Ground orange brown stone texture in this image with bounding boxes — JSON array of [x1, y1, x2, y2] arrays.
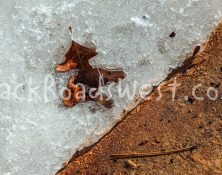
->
[[57, 23, 222, 175]]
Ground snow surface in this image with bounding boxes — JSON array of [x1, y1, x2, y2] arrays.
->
[[0, 0, 222, 174]]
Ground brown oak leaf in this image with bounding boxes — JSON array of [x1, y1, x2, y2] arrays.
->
[[56, 40, 125, 108]]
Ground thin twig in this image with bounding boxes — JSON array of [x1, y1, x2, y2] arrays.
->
[[110, 145, 198, 160]]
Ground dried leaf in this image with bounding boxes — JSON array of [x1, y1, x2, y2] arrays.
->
[[56, 40, 125, 108]]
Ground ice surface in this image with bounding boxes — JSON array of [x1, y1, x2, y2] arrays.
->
[[0, 0, 222, 174]]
